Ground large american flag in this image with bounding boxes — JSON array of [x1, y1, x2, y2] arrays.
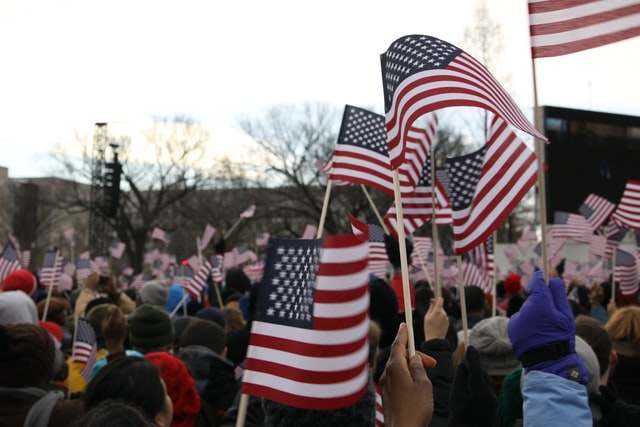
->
[[73, 318, 97, 381], [578, 193, 616, 231], [327, 105, 437, 197], [384, 160, 452, 236], [528, 0, 640, 58], [380, 35, 545, 170], [241, 234, 370, 410], [0, 242, 21, 282], [349, 214, 390, 279], [446, 116, 538, 254], [40, 250, 64, 287], [612, 179, 640, 230]]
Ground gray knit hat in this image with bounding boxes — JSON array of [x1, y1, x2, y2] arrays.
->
[[138, 280, 169, 307], [467, 316, 521, 376], [575, 335, 600, 395]]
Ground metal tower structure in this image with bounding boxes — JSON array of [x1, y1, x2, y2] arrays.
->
[[88, 123, 107, 256]]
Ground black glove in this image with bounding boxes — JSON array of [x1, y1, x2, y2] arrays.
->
[[448, 346, 498, 427], [214, 238, 226, 255], [590, 385, 618, 425], [384, 234, 413, 268]]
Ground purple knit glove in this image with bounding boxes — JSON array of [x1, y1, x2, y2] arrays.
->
[[507, 271, 587, 385]]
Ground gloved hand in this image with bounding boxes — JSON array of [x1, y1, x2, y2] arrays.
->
[[384, 234, 413, 268], [448, 346, 497, 427], [507, 271, 587, 385]]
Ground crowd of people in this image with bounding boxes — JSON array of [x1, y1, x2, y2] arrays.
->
[[1, 237, 640, 426]]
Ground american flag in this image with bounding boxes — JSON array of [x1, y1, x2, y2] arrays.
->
[[612, 179, 640, 230], [528, 0, 640, 58], [236, 244, 257, 265], [520, 223, 538, 241], [256, 232, 271, 247], [63, 227, 76, 248], [240, 204, 256, 219], [92, 256, 109, 274], [349, 214, 390, 279], [75, 251, 92, 283], [129, 273, 147, 289], [186, 260, 212, 298], [578, 193, 616, 231], [384, 159, 452, 236], [244, 260, 266, 284], [611, 248, 639, 295], [588, 234, 607, 257], [208, 253, 225, 283], [503, 245, 519, 266], [411, 236, 432, 269], [241, 234, 370, 410], [381, 35, 545, 170], [315, 158, 350, 187], [73, 318, 97, 382], [21, 250, 31, 269], [301, 224, 318, 240], [606, 221, 629, 258], [40, 250, 63, 287], [109, 241, 126, 259], [199, 224, 217, 250], [462, 263, 492, 293], [551, 211, 593, 242], [151, 227, 171, 245], [0, 242, 21, 282], [173, 264, 195, 287], [517, 239, 529, 256], [327, 105, 437, 197], [374, 382, 384, 427], [446, 116, 538, 254], [469, 236, 495, 279]]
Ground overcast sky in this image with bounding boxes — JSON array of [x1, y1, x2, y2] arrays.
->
[[1, 0, 639, 178]]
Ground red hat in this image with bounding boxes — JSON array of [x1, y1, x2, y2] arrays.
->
[[39, 320, 63, 350], [504, 273, 522, 295], [2, 269, 37, 296]]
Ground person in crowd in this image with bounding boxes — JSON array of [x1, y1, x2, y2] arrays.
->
[[74, 273, 135, 318], [222, 306, 246, 334], [454, 285, 488, 334], [604, 305, 640, 405], [1, 268, 38, 297], [166, 283, 191, 316], [128, 304, 174, 354], [497, 273, 522, 316], [136, 280, 169, 308], [589, 284, 608, 324], [0, 289, 39, 324], [74, 399, 155, 427], [507, 271, 592, 426], [195, 306, 227, 330], [82, 356, 173, 427], [0, 322, 84, 426]]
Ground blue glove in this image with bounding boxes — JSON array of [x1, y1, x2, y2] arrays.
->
[[507, 271, 587, 385]]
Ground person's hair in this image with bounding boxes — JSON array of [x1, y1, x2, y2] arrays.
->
[[589, 284, 605, 307], [222, 307, 246, 334], [83, 357, 166, 421], [575, 314, 612, 376], [75, 399, 154, 427], [605, 306, 640, 355], [463, 285, 486, 313], [506, 295, 525, 318], [179, 318, 226, 354]]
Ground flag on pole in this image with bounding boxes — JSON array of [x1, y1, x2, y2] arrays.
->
[[469, 236, 495, 278], [612, 179, 640, 230], [109, 241, 126, 259], [551, 211, 593, 242], [315, 158, 350, 187], [381, 34, 545, 170], [63, 227, 76, 248], [240, 205, 256, 218], [349, 214, 390, 279], [241, 233, 370, 410], [40, 250, 63, 287], [73, 318, 98, 382], [75, 251, 92, 283], [301, 224, 318, 240], [578, 193, 616, 231], [256, 232, 271, 247], [244, 261, 266, 284], [185, 260, 212, 298], [520, 223, 538, 242], [151, 227, 171, 245], [446, 116, 538, 254], [174, 265, 195, 288], [199, 224, 216, 250], [0, 242, 20, 282], [611, 248, 639, 295], [21, 250, 31, 269], [528, 0, 640, 59]]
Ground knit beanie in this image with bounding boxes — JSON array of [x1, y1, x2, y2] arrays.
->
[[145, 352, 201, 427], [0, 290, 39, 324], [194, 307, 227, 329], [504, 274, 522, 295], [0, 323, 55, 387], [467, 316, 521, 376], [575, 335, 600, 395], [39, 320, 63, 350], [138, 280, 169, 307], [129, 304, 174, 351], [1, 269, 37, 296]]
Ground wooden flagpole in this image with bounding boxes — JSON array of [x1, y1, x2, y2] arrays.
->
[[392, 169, 415, 357], [235, 393, 250, 427], [316, 180, 333, 238], [360, 185, 390, 235], [456, 255, 470, 347], [531, 59, 550, 281], [492, 230, 498, 317], [224, 218, 244, 240], [429, 144, 442, 298]]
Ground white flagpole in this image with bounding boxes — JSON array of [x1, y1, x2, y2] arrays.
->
[[429, 144, 442, 298], [316, 180, 333, 238], [360, 185, 390, 235], [456, 255, 470, 347]]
